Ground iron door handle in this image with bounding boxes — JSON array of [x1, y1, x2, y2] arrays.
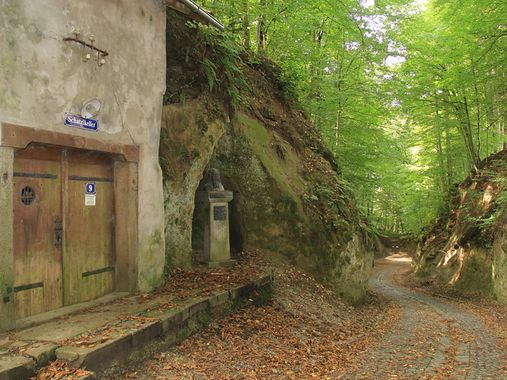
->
[[54, 217, 63, 248]]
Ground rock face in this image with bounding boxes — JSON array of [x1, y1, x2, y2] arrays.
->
[[160, 11, 374, 303], [416, 150, 507, 303]]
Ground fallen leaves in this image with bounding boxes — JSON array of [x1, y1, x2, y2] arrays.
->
[[32, 360, 92, 380], [156, 251, 267, 300], [107, 258, 400, 379]]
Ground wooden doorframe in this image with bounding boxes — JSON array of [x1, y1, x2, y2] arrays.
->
[[0, 123, 139, 328], [0, 123, 139, 162]]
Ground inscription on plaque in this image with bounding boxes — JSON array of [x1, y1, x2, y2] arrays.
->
[[213, 205, 227, 221]]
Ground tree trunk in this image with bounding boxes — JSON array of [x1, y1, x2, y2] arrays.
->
[[257, 0, 267, 54], [472, 68, 482, 160], [445, 122, 453, 188], [434, 102, 446, 192], [462, 96, 480, 166], [454, 95, 479, 168], [335, 111, 341, 154], [499, 105, 506, 151], [242, 0, 250, 50]]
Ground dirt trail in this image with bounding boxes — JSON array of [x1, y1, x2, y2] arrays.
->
[[347, 253, 507, 379]]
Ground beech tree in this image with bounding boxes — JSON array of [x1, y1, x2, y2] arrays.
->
[[197, 0, 506, 234]]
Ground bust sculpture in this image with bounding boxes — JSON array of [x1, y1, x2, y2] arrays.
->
[[203, 168, 224, 191]]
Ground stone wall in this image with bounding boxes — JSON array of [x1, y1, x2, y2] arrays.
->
[[0, 0, 167, 291]]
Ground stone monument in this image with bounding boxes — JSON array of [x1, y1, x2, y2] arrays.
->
[[202, 169, 235, 267]]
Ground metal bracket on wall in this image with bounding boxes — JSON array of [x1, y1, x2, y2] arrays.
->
[[82, 266, 115, 278], [63, 30, 109, 66], [13, 282, 44, 293], [3, 287, 12, 303]]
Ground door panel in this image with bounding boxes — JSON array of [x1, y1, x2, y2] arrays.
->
[[64, 151, 115, 305], [13, 147, 63, 319]]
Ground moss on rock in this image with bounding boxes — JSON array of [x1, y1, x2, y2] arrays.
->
[[159, 10, 374, 303]]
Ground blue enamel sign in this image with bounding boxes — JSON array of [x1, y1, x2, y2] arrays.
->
[[64, 113, 99, 131], [85, 182, 96, 195]]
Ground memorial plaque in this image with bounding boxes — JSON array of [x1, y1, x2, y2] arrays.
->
[[213, 205, 227, 221]]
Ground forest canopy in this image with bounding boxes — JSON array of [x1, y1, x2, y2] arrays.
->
[[197, 0, 507, 235]]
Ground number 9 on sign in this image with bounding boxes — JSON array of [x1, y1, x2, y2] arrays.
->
[[85, 182, 96, 195]]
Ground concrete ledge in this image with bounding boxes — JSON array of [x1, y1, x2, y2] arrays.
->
[[208, 290, 230, 309], [76, 335, 133, 374], [25, 343, 58, 366], [188, 299, 209, 318], [0, 356, 35, 380], [15, 292, 129, 330], [3, 273, 273, 379]]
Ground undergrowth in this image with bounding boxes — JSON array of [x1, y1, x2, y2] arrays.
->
[[196, 23, 250, 107]]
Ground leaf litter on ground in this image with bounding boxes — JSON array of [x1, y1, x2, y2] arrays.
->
[[107, 250, 402, 379]]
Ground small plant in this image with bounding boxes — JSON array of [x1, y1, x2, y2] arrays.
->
[[475, 190, 507, 230], [189, 22, 251, 107], [202, 58, 218, 92]]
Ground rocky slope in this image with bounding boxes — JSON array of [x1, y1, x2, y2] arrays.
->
[[159, 11, 374, 303], [416, 150, 507, 303]]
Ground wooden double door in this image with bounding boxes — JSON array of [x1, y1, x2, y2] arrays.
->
[[13, 144, 115, 319]]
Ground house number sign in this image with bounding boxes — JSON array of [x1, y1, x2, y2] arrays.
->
[[85, 182, 96, 206]]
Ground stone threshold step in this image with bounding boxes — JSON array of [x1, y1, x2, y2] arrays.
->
[[0, 273, 273, 380]]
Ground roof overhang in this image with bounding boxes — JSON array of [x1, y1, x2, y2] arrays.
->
[[166, 0, 225, 31]]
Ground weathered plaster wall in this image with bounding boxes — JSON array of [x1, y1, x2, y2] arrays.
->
[[0, 147, 14, 331], [0, 0, 167, 291]]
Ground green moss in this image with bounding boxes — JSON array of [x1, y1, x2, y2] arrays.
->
[[4, 0, 19, 15], [197, 116, 209, 134], [236, 112, 300, 206]]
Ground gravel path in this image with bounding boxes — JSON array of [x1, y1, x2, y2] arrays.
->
[[346, 254, 507, 379]]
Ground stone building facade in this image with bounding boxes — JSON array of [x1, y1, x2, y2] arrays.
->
[[0, 0, 173, 331]]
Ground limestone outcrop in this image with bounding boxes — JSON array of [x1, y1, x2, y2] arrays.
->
[[416, 150, 507, 303], [159, 11, 374, 303]]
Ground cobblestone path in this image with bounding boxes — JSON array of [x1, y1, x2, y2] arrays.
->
[[346, 254, 507, 379]]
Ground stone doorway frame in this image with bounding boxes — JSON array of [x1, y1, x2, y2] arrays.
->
[[0, 122, 139, 331]]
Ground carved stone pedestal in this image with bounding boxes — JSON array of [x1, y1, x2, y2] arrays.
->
[[203, 190, 235, 267]]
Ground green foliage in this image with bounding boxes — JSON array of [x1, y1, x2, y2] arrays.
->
[[202, 58, 218, 92], [475, 191, 507, 230], [167, 18, 251, 108], [187, 0, 506, 235], [197, 23, 252, 106], [311, 184, 354, 231]]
